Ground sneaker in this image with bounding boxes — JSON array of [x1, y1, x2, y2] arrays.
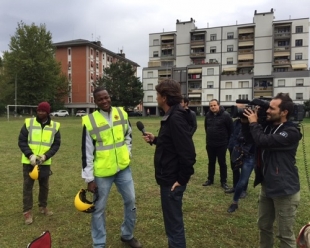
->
[[221, 183, 229, 190], [240, 191, 247, 199], [202, 180, 213, 186], [23, 211, 33, 225], [120, 237, 142, 248], [39, 207, 53, 216], [227, 203, 238, 213], [224, 188, 235, 194]]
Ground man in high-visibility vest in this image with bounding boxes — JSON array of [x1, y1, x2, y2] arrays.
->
[[81, 87, 142, 248], [18, 101, 61, 225]]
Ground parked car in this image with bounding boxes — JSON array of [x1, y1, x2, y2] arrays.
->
[[50, 110, 69, 117], [76, 110, 86, 117], [127, 111, 142, 117]]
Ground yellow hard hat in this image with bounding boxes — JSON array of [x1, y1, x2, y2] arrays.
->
[[74, 189, 98, 213], [29, 165, 39, 180]]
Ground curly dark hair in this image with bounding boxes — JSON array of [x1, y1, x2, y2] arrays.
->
[[155, 79, 182, 106]]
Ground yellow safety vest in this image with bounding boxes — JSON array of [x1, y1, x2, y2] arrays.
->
[[82, 107, 130, 177], [21, 118, 60, 165]]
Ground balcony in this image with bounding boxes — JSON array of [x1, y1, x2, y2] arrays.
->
[[161, 43, 174, 49], [274, 32, 290, 39], [188, 89, 202, 93], [238, 35, 254, 41], [238, 49, 254, 54], [190, 39, 205, 46], [273, 59, 290, 65], [161, 53, 175, 60], [238, 61, 254, 67], [189, 100, 202, 105], [190, 52, 205, 58], [274, 46, 290, 51]]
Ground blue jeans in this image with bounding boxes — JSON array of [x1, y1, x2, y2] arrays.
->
[[233, 155, 254, 203], [91, 167, 136, 248], [160, 185, 187, 248]]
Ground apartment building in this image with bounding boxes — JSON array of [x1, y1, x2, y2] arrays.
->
[[142, 9, 310, 116], [53, 39, 139, 114]]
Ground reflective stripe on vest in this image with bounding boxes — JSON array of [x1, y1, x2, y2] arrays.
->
[[21, 118, 59, 165], [83, 107, 130, 177]]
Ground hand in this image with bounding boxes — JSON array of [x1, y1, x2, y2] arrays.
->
[[87, 181, 98, 193], [243, 108, 258, 123], [143, 132, 154, 143], [38, 155, 46, 163], [29, 155, 37, 166], [171, 181, 181, 191]]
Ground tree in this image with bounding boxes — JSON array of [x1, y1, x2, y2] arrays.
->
[[1, 21, 68, 109], [94, 61, 143, 110]]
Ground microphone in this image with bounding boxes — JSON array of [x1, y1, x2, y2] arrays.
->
[[136, 121, 146, 136], [136, 121, 152, 145]]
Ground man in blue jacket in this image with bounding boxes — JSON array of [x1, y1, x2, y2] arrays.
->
[[243, 93, 302, 248]]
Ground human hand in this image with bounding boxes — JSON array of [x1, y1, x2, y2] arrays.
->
[[38, 155, 46, 163], [243, 108, 258, 123], [171, 181, 181, 191], [87, 181, 98, 193], [29, 155, 37, 166], [142, 132, 154, 144]]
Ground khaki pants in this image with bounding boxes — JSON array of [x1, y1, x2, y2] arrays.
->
[[258, 186, 300, 248]]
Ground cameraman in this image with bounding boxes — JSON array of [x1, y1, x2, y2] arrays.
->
[[243, 93, 302, 248]]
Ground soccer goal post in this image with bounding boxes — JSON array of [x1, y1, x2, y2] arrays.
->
[[6, 105, 38, 121]]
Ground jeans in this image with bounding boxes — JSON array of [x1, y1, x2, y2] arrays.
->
[[233, 155, 254, 202], [258, 186, 300, 248], [206, 145, 227, 183], [91, 167, 136, 248], [23, 164, 50, 212], [160, 185, 187, 248]]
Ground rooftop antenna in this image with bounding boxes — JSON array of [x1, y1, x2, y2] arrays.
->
[[91, 33, 93, 40], [236, 20, 238, 25]]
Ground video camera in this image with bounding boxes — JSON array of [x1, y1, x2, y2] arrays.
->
[[230, 97, 305, 125]]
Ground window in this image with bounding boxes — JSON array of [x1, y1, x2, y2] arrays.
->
[[274, 67, 288, 72], [210, 46, 216, 53], [227, 32, 234, 39], [147, 96, 153, 102], [68, 73, 71, 80], [91, 61, 94, 67], [227, 45, 233, 52], [68, 61, 71, 69], [207, 68, 214, 75], [153, 39, 159, 46], [278, 79, 285, 86], [296, 79, 304, 86], [225, 95, 232, 101], [68, 48, 71, 55], [91, 73, 93, 80], [147, 71, 153, 78], [295, 39, 303, 46], [210, 34, 217, 41], [238, 94, 248, 100], [296, 26, 303, 33], [295, 53, 302, 60], [278, 41, 290, 46], [91, 96, 94, 103], [102, 54, 105, 59], [227, 58, 233, 65], [68, 97, 72, 103], [238, 81, 249, 88], [209, 59, 217, 63], [153, 51, 159, 57], [207, 81, 214, 88], [162, 61, 174, 67], [296, 93, 303, 100], [90, 49, 93, 55], [102, 65, 105, 71], [96, 51, 99, 57], [147, 84, 153, 90], [207, 94, 214, 101], [225, 82, 232, 88], [96, 63, 99, 69]]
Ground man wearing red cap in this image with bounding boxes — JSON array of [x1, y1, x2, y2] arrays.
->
[[18, 101, 61, 225]]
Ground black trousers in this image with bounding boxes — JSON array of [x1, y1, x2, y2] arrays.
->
[[229, 149, 249, 191], [206, 145, 228, 184]]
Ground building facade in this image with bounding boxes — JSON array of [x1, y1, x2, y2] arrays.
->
[[53, 39, 139, 114], [142, 9, 310, 116]]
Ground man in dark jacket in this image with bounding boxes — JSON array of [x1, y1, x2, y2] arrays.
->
[[243, 93, 302, 248], [143, 79, 196, 248], [181, 97, 197, 136], [203, 99, 233, 189]]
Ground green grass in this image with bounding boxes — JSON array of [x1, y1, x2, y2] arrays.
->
[[0, 116, 309, 248]]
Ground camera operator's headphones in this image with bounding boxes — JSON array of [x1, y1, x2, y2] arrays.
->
[[74, 189, 99, 213]]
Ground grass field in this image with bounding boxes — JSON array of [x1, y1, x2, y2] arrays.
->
[[0, 116, 309, 248]]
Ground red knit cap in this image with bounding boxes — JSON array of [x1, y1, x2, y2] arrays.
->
[[37, 102, 51, 114]]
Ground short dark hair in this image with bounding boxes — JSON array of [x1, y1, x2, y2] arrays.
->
[[273, 93, 294, 119], [209, 99, 219, 105], [155, 79, 182, 106], [183, 97, 189, 104], [93, 86, 106, 99]]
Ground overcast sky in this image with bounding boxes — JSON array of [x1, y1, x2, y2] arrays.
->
[[1, 0, 309, 78]]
